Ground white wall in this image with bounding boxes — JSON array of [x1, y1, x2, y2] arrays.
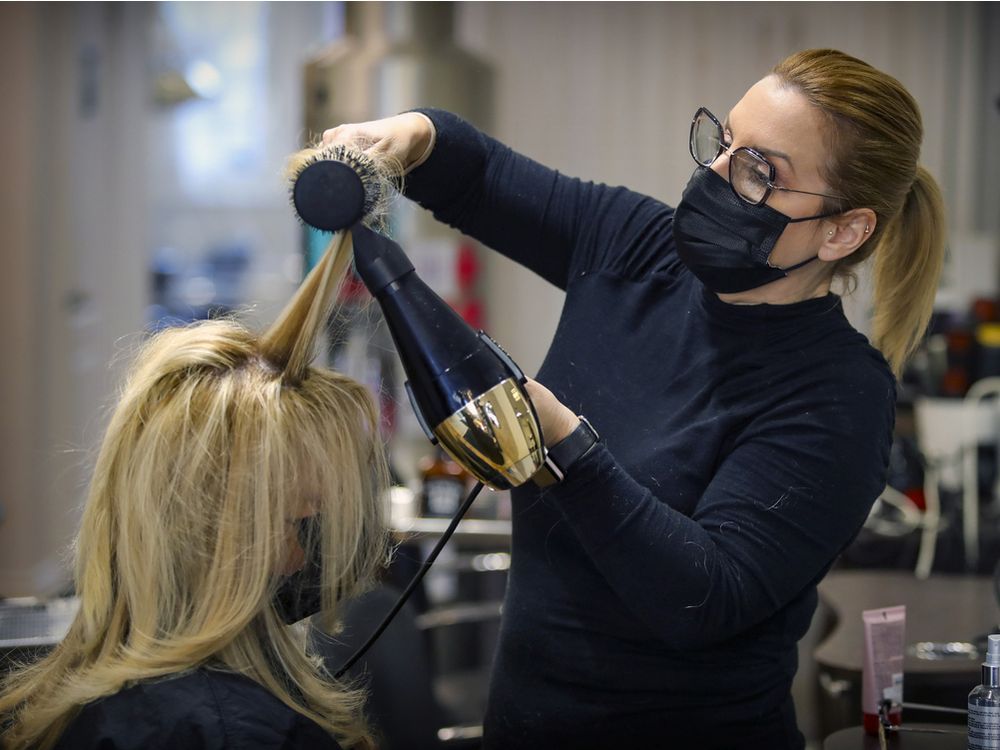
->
[[0, 4, 149, 596], [0, 4, 48, 594], [0, 2, 333, 597]]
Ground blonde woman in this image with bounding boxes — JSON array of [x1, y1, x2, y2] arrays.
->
[[0, 227, 390, 749], [322, 49, 945, 748]]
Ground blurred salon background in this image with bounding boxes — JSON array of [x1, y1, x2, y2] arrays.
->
[[1, 3, 998, 747]]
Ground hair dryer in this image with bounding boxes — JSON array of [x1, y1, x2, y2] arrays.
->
[[292, 149, 560, 489]]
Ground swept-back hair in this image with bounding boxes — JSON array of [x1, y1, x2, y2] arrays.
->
[[772, 49, 946, 376], [1, 223, 390, 747]]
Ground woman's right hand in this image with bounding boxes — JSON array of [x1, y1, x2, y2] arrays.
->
[[322, 112, 435, 174]]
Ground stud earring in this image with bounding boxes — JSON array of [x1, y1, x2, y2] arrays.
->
[[864, 224, 870, 234], [827, 230, 834, 237]]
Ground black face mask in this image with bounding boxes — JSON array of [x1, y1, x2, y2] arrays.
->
[[673, 167, 839, 294], [274, 517, 323, 624]]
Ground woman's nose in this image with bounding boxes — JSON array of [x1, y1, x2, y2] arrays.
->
[[711, 148, 730, 181], [282, 536, 307, 576]]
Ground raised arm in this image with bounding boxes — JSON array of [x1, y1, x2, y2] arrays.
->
[[324, 109, 672, 290]]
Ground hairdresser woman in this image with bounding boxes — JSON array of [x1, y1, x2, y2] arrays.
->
[[325, 49, 945, 749]]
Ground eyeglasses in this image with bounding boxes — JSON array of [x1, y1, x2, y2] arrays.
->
[[689, 107, 846, 207]]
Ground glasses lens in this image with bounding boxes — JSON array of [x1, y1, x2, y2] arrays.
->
[[690, 110, 722, 166], [730, 149, 772, 205]]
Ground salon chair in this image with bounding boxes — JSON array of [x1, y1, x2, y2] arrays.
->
[[854, 382, 1000, 576], [912, 380, 1000, 577]]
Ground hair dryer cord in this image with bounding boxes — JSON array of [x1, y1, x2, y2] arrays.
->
[[333, 481, 486, 679]]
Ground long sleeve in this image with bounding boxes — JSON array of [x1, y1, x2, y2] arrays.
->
[[403, 108, 677, 289], [403, 110, 895, 652], [547, 358, 894, 650]]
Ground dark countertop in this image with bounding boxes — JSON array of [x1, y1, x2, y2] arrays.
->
[[816, 570, 998, 676]]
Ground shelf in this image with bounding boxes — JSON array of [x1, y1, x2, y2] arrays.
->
[[391, 516, 512, 548]]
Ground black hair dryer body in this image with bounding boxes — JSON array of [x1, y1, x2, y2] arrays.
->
[[352, 225, 554, 490]]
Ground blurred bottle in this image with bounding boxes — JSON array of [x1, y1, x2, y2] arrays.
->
[[972, 297, 1000, 325], [975, 323, 1000, 381], [942, 328, 975, 397], [419, 448, 472, 518], [941, 366, 970, 398]]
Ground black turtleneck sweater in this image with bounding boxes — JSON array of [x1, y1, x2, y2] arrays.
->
[[405, 109, 895, 749]]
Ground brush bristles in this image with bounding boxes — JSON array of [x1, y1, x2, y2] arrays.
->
[[285, 142, 402, 233]]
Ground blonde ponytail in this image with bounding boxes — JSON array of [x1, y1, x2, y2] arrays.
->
[[871, 167, 946, 376]]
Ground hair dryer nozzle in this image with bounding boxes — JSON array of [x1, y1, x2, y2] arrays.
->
[[351, 225, 415, 296]]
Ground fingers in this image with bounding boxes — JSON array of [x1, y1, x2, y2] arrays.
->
[[321, 122, 376, 148], [320, 113, 433, 174], [322, 119, 392, 145], [523, 377, 544, 398], [523, 379, 581, 446], [320, 125, 342, 145]]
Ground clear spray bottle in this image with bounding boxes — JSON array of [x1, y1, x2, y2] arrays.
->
[[969, 633, 1000, 749]]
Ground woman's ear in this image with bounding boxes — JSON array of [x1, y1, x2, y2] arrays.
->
[[819, 208, 877, 262]]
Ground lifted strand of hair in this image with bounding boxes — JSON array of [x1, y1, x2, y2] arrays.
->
[[267, 137, 404, 382], [259, 229, 353, 382]]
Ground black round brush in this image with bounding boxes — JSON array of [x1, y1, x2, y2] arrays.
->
[[289, 144, 384, 232]]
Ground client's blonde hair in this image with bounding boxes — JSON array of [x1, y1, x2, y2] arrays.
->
[[0, 226, 389, 748]]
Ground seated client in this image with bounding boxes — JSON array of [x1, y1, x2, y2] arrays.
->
[[0, 224, 391, 749]]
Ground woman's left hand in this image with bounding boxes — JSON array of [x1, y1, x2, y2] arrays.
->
[[523, 378, 580, 446]]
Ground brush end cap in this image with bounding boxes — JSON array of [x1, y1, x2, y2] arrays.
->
[[292, 160, 365, 232]]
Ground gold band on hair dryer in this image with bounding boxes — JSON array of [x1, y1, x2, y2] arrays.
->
[[351, 224, 556, 490], [434, 378, 546, 488]]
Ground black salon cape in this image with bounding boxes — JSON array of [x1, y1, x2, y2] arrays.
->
[[54, 668, 342, 750], [405, 110, 896, 750]]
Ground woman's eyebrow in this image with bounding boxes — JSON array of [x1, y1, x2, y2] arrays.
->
[[724, 112, 796, 175]]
